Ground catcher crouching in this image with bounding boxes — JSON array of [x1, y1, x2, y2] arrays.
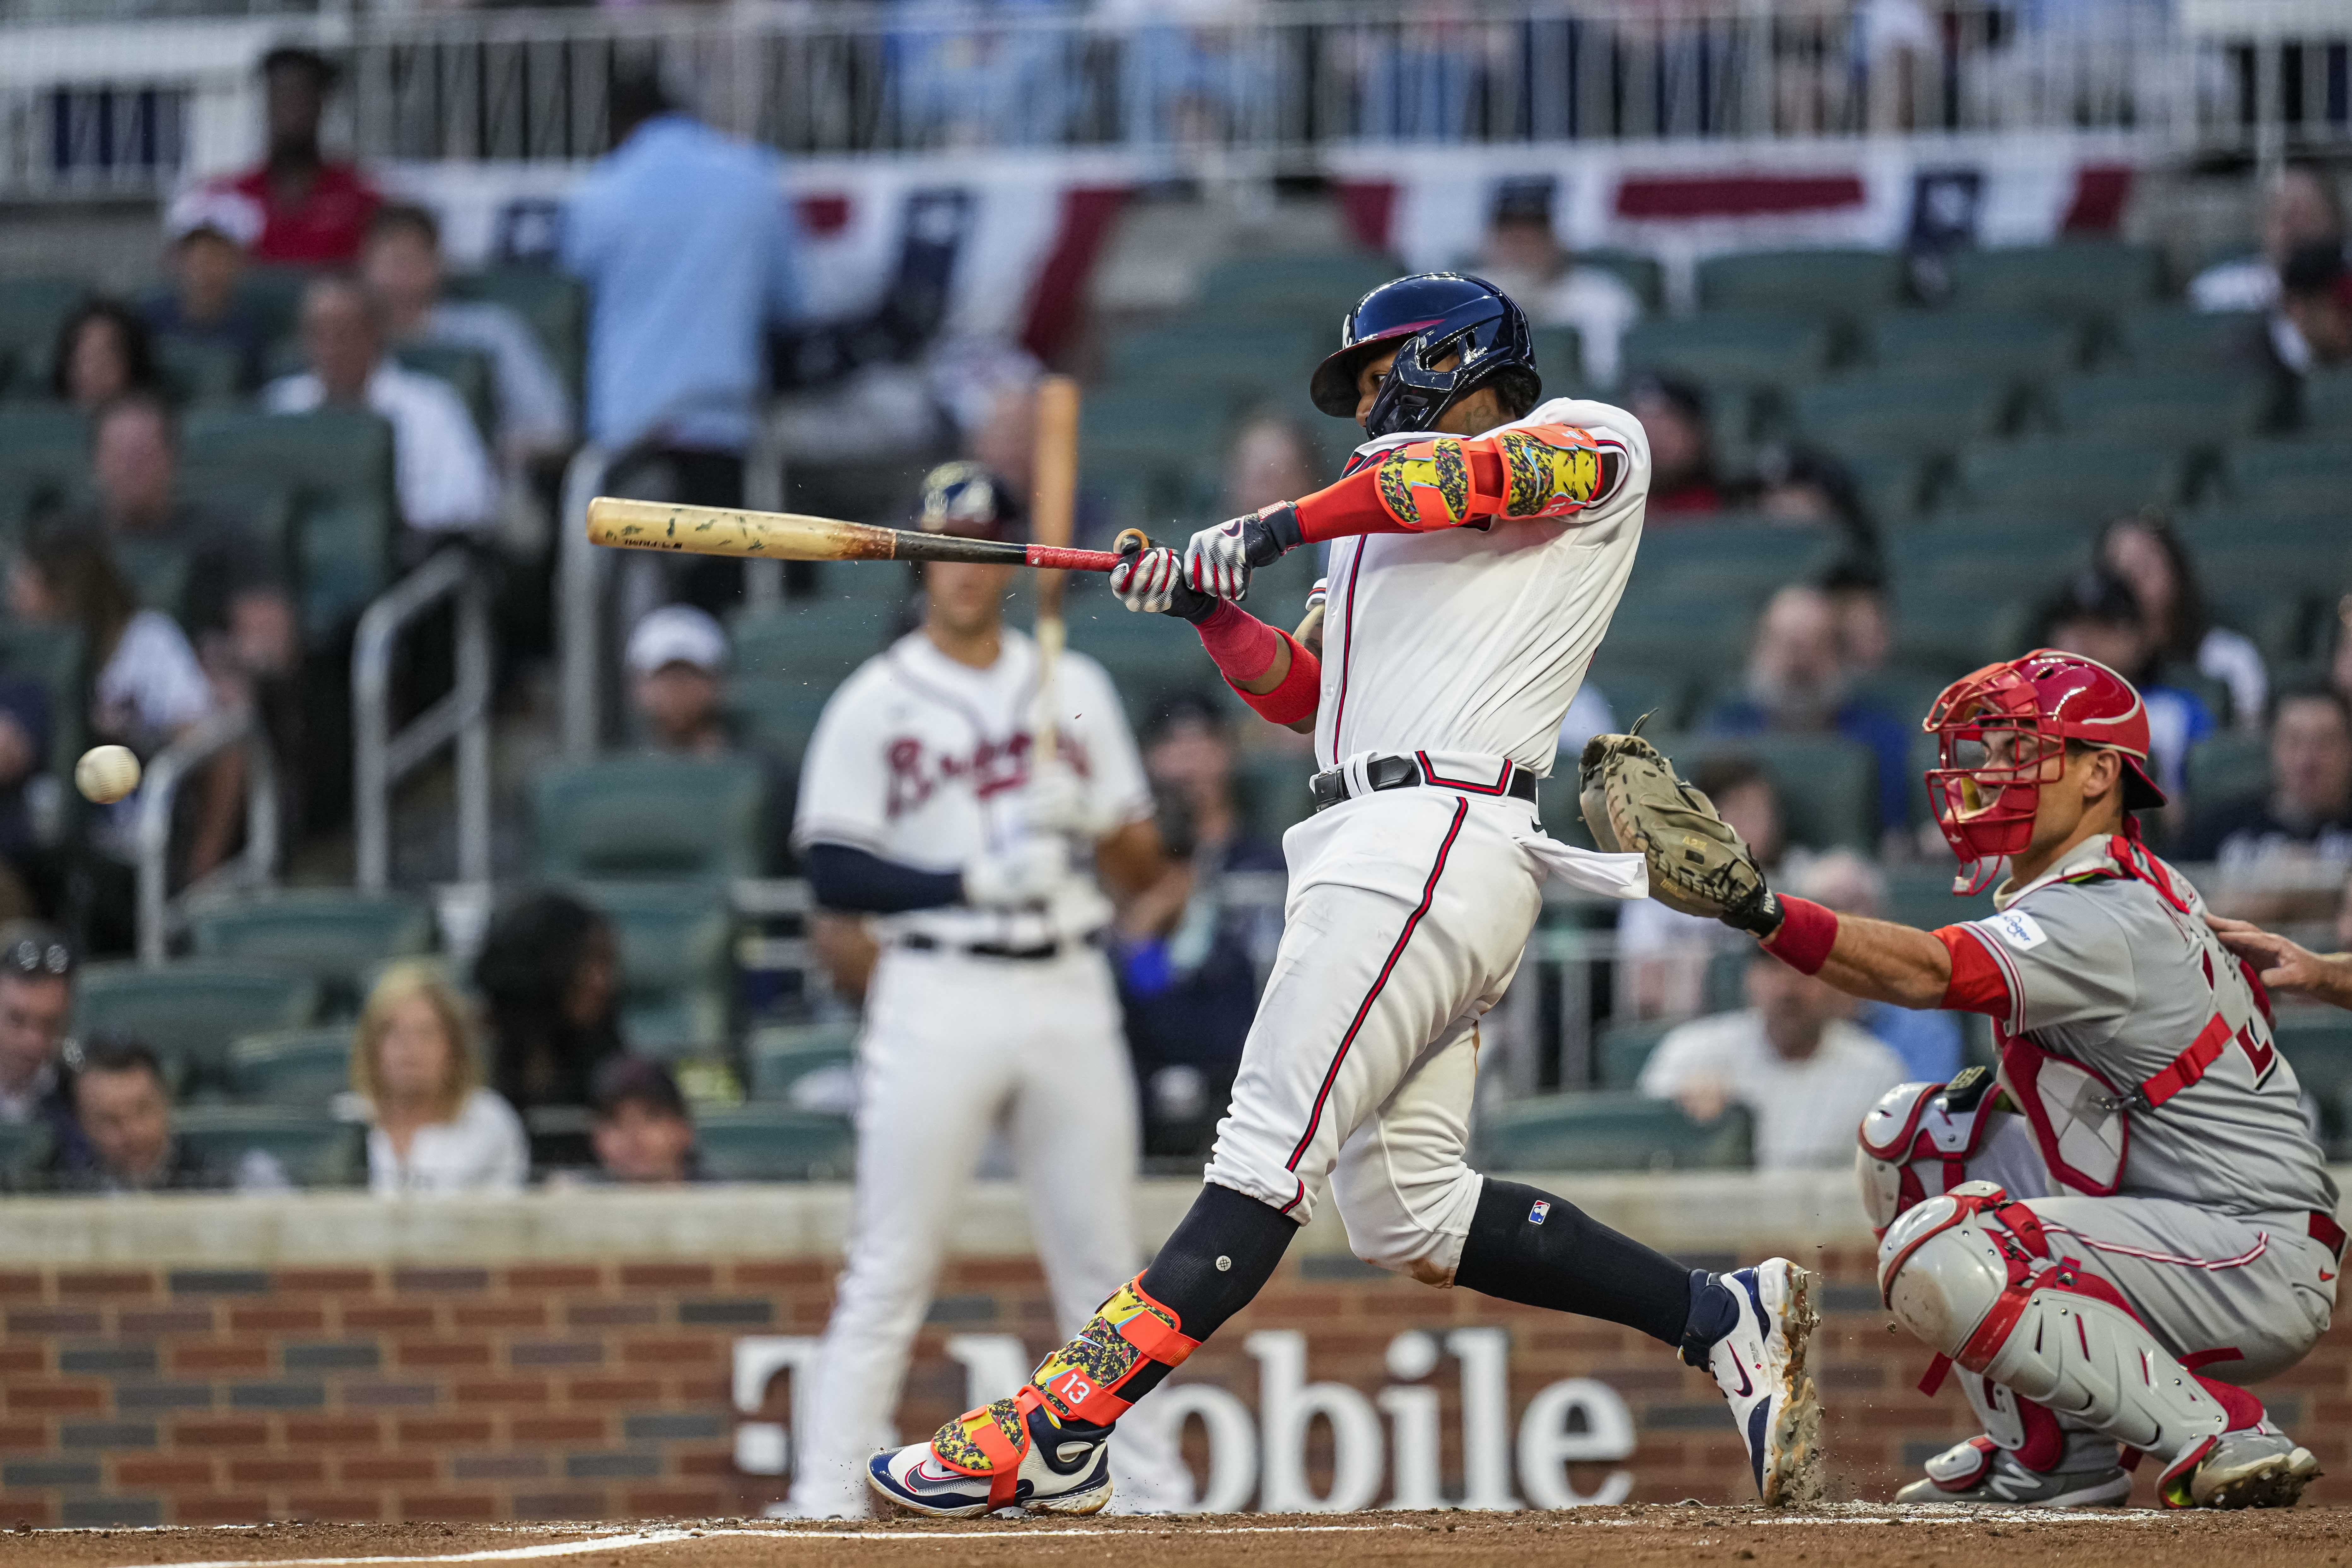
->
[[1584, 650, 2337, 1509]]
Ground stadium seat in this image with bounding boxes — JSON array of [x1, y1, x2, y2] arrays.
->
[[1696, 248, 1904, 330], [0, 1115, 47, 1184], [1648, 731, 1878, 850], [1579, 249, 1667, 312], [155, 335, 247, 406], [1865, 309, 2084, 383], [1623, 313, 1835, 391], [0, 624, 87, 779], [0, 277, 86, 394], [1479, 1091, 1753, 1171], [727, 678, 836, 776], [1880, 865, 1997, 932], [0, 403, 90, 497], [1584, 662, 1695, 734], [225, 1028, 357, 1106], [747, 1020, 859, 1101], [2299, 370, 2352, 434], [2184, 730, 2270, 811], [1104, 319, 1323, 399], [1079, 385, 1228, 527], [179, 408, 397, 637], [732, 600, 903, 688], [1198, 253, 1401, 320], [233, 265, 313, 345], [1065, 601, 1227, 726], [173, 1105, 363, 1188], [396, 341, 498, 444], [1793, 371, 2014, 462], [1630, 518, 1846, 597], [2176, 514, 2349, 602], [446, 268, 587, 401], [2049, 372, 2271, 446], [2215, 441, 2352, 516], [187, 891, 434, 1002], [584, 882, 734, 1058], [1944, 439, 2191, 519], [2274, 1010, 2352, 1153], [75, 963, 322, 1094], [1944, 242, 2162, 325], [695, 1105, 857, 1180], [1231, 750, 1316, 846], [1529, 325, 1585, 392], [2116, 307, 2259, 374], [532, 755, 770, 882], [1595, 1017, 1675, 1090]]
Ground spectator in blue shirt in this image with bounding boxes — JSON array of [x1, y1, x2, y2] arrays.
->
[[561, 67, 802, 598], [1702, 583, 1913, 848]]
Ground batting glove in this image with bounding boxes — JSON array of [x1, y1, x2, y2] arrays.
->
[[1024, 760, 1103, 840], [1184, 502, 1304, 603], [1109, 540, 1217, 623], [962, 838, 1071, 909]]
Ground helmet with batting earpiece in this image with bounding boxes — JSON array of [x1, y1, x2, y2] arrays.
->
[[914, 460, 1024, 543], [1309, 272, 1540, 440], [1922, 648, 2166, 894]]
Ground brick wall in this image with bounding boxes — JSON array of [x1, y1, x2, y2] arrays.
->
[[3, 1248, 2347, 1525]]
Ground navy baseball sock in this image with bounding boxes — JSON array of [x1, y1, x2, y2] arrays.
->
[[1104, 1181, 1295, 1407], [1453, 1178, 1696, 1348]]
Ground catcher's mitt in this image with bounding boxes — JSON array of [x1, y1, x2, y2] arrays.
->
[[1579, 725, 1780, 932]]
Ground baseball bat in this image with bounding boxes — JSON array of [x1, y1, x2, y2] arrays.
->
[[1029, 375, 1081, 765], [586, 496, 1141, 572]]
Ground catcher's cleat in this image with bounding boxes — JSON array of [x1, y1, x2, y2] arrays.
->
[[1894, 1436, 2132, 1507], [2158, 1425, 2322, 1510], [867, 1388, 1114, 1519], [1692, 1259, 1822, 1506]]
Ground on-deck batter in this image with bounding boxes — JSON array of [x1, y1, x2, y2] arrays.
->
[[865, 273, 1823, 1518], [784, 462, 1185, 1517]]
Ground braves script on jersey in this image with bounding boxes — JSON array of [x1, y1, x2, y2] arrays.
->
[[792, 627, 1153, 947], [1315, 396, 1645, 775]]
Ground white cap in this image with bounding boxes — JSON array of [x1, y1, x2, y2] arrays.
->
[[626, 604, 728, 675], [164, 185, 266, 249]]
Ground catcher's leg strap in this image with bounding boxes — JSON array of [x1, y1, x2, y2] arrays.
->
[[1878, 1182, 2260, 1465], [1454, 1177, 1696, 1348]]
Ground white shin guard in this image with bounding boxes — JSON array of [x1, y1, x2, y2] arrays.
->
[[1879, 1183, 2229, 1468]]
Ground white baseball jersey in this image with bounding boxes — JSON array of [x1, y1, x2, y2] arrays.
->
[[1314, 396, 1650, 776], [792, 627, 1153, 948]]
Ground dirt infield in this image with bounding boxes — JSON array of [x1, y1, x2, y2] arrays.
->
[[2, 1506, 2347, 1568]]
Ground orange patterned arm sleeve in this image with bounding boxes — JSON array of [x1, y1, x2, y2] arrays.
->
[[1291, 421, 1635, 544]]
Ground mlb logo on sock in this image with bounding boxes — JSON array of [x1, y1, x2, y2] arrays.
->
[[1528, 1200, 1550, 1224]]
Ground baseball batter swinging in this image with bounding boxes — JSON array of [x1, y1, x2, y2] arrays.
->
[[867, 274, 1823, 1516], [1585, 650, 2336, 1508], [785, 463, 1187, 1517]]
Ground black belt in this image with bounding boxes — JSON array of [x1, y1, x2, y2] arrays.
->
[[1309, 753, 1539, 813], [898, 933, 1064, 962]]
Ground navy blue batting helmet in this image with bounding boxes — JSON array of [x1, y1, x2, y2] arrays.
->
[[914, 460, 1024, 542], [1309, 272, 1540, 440]]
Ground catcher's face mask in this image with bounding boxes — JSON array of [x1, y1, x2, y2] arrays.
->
[[1923, 662, 2058, 894]]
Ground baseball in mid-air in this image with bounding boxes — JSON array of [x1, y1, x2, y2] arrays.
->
[[74, 745, 141, 805]]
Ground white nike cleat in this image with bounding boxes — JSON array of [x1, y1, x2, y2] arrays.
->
[[1694, 1259, 1822, 1506], [1894, 1436, 2133, 1507], [867, 1393, 1115, 1518]]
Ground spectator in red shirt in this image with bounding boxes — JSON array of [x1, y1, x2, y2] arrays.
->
[[212, 46, 381, 267]]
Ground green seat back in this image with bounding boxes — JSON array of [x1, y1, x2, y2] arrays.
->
[[730, 601, 901, 687], [2184, 731, 2271, 811], [1480, 1091, 1753, 1171], [1648, 731, 1879, 850], [395, 341, 497, 444], [0, 624, 87, 780], [746, 1020, 859, 1101], [1880, 865, 1997, 931], [1104, 320, 1322, 393], [2275, 1011, 2352, 1151], [727, 679, 834, 775], [0, 278, 88, 393], [1595, 1017, 1676, 1090], [1946, 242, 2162, 324], [2300, 370, 2352, 434], [2174, 515, 2349, 601], [1623, 312, 1834, 389], [0, 1116, 50, 1186], [2219, 441, 2352, 516], [694, 1105, 857, 1180], [173, 1105, 362, 1188], [1065, 602, 1226, 725], [1579, 249, 1666, 312], [586, 882, 732, 990], [1529, 325, 1585, 393], [233, 265, 313, 346], [75, 963, 321, 1092], [2050, 372, 2271, 445], [112, 535, 193, 616], [1231, 750, 1316, 846], [532, 755, 769, 882], [1696, 248, 1904, 324], [1199, 254, 1400, 320], [446, 269, 587, 401], [225, 1028, 357, 1106], [187, 891, 434, 990], [1795, 372, 2013, 462], [1866, 310, 2083, 381], [179, 408, 397, 637], [2117, 307, 2259, 374], [1583, 661, 1694, 734], [1947, 439, 2190, 519], [155, 335, 247, 406], [0, 403, 90, 495]]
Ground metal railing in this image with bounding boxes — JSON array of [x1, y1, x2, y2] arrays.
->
[[8, 6, 2352, 199], [136, 706, 279, 966], [352, 546, 493, 894], [558, 443, 613, 761]]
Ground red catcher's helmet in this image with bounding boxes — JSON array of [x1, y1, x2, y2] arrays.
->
[[1922, 649, 2167, 894]]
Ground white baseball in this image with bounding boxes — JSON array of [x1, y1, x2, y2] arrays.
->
[[75, 745, 141, 805]]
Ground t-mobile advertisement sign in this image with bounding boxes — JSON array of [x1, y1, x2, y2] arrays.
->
[[732, 1328, 1637, 1513]]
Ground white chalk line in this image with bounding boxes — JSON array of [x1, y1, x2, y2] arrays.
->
[[98, 1507, 2197, 1568]]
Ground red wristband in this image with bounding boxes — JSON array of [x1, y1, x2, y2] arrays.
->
[[1760, 895, 1838, 976], [1192, 601, 1284, 685], [1233, 632, 1320, 726]]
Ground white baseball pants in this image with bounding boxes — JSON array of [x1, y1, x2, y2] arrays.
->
[[787, 943, 1185, 1516], [1203, 785, 1551, 1283]]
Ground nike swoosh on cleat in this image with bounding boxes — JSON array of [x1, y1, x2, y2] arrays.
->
[[1743, 1396, 1769, 1494], [1727, 1358, 1753, 1399]]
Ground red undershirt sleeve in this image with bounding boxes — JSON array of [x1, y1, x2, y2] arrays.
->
[[1934, 925, 2014, 1017]]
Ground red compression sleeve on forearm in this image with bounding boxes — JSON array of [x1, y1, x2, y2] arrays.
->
[[1192, 601, 1284, 685], [1760, 895, 1839, 975], [1234, 632, 1319, 726], [1292, 464, 1418, 545]]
